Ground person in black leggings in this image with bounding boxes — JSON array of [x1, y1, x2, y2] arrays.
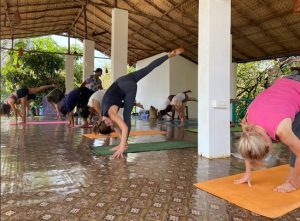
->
[[1, 84, 56, 124], [99, 48, 184, 159], [286, 69, 300, 176]]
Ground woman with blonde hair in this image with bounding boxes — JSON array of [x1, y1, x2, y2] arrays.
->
[[235, 69, 300, 193]]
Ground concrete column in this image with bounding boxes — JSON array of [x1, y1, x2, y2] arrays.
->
[[198, 0, 231, 158], [111, 8, 128, 81], [83, 39, 95, 81], [65, 55, 74, 94]]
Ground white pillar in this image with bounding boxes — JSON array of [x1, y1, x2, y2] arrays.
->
[[65, 55, 74, 94], [198, 0, 231, 158], [83, 39, 95, 81], [111, 8, 128, 81]]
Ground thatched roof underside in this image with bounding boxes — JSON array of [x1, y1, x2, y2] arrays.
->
[[1, 0, 300, 64]]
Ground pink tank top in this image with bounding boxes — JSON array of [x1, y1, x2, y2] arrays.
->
[[247, 78, 300, 140]]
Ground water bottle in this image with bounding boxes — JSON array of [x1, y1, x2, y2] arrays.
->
[[39, 106, 44, 116]]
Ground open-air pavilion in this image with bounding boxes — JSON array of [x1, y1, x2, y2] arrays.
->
[[1, 0, 300, 220]]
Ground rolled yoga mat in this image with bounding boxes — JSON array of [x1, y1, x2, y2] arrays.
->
[[194, 165, 300, 218]]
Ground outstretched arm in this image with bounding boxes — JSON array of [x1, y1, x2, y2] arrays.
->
[[108, 106, 128, 158]]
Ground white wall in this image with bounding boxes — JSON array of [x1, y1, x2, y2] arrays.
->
[[136, 53, 170, 110], [169, 56, 198, 118], [136, 53, 198, 119]]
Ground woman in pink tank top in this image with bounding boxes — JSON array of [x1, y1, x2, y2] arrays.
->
[[235, 67, 300, 193]]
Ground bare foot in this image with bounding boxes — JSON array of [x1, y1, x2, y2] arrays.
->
[[168, 48, 184, 57], [274, 182, 296, 193]]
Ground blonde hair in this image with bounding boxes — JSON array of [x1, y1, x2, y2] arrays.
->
[[238, 121, 271, 162]]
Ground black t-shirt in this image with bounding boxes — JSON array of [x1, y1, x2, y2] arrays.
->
[[101, 82, 124, 116]]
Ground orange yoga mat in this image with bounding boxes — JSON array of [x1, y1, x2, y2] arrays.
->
[[194, 165, 300, 218], [83, 130, 166, 139]]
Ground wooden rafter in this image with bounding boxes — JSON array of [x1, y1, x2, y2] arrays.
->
[[1, 20, 74, 31], [0, 5, 81, 16], [257, 0, 300, 39], [232, 4, 289, 51], [85, 4, 166, 57], [124, 0, 195, 47], [74, 20, 150, 60], [69, 4, 85, 32], [3, 0, 13, 38]]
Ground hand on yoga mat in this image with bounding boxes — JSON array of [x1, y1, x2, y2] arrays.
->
[[234, 173, 252, 187], [110, 144, 128, 159]]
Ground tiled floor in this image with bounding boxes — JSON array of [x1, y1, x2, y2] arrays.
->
[[1, 117, 299, 221]]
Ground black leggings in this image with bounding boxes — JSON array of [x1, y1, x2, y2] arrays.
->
[[291, 112, 300, 167], [116, 55, 169, 132], [284, 74, 300, 167]]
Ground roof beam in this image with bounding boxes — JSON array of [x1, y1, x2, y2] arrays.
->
[[1, 20, 74, 31], [232, 4, 289, 51], [0, 14, 77, 24], [69, 5, 85, 32], [83, 1, 88, 39], [231, 27, 269, 56], [2, 0, 13, 38], [235, 50, 300, 63], [74, 20, 150, 60], [0, 5, 81, 16], [124, 1, 196, 47], [127, 0, 190, 40], [257, 0, 300, 40], [84, 4, 168, 56]]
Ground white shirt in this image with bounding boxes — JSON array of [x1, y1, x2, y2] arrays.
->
[[170, 93, 186, 105], [88, 89, 106, 107]]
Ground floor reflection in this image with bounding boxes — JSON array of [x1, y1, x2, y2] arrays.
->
[[1, 117, 298, 220]]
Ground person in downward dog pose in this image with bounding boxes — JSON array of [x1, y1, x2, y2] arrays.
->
[[235, 69, 300, 192], [98, 48, 185, 159], [46, 87, 92, 127], [158, 90, 196, 121], [1, 84, 56, 124]]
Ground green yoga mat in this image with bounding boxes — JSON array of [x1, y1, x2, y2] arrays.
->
[[185, 126, 243, 133], [185, 128, 198, 133], [91, 140, 196, 156]]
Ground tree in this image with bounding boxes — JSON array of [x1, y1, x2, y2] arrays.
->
[[234, 56, 300, 122], [2, 37, 65, 92]]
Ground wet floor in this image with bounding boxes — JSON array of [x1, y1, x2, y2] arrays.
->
[[1, 117, 299, 221]]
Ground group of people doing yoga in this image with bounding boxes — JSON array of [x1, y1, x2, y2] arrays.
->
[[1, 48, 185, 157], [1, 47, 299, 192]]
